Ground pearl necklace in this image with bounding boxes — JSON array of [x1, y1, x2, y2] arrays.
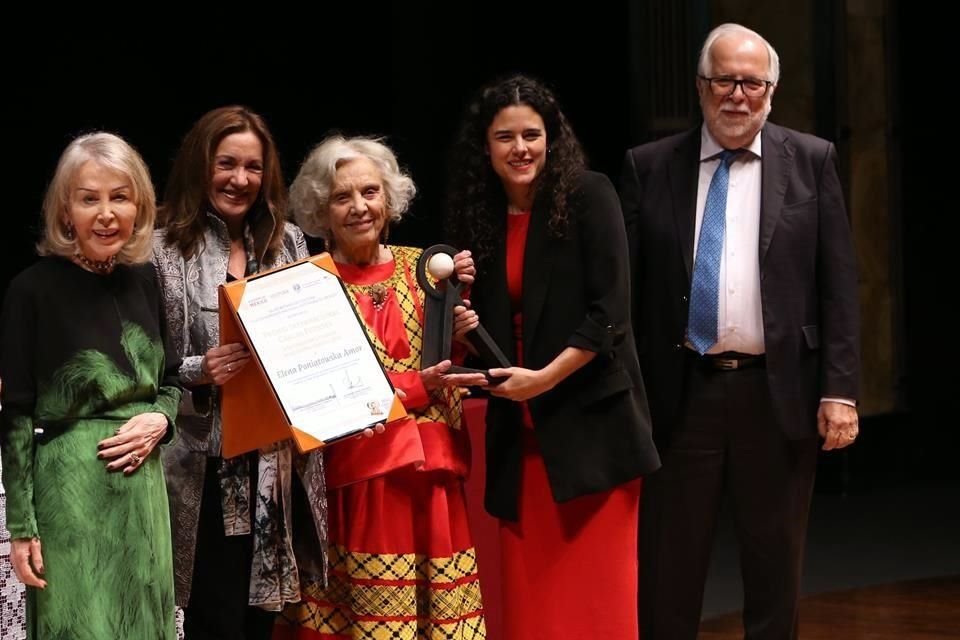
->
[[74, 252, 117, 274]]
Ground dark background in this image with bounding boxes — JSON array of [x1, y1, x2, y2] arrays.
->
[[4, 2, 951, 493], [7, 6, 635, 267]]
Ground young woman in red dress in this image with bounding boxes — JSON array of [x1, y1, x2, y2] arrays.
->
[[446, 74, 661, 639]]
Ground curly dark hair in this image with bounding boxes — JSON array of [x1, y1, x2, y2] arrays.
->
[[445, 74, 586, 266]]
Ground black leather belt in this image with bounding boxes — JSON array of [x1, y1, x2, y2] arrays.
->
[[688, 349, 766, 371]]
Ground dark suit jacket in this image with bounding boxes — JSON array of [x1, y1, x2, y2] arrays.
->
[[471, 170, 661, 521], [619, 122, 859, 443]]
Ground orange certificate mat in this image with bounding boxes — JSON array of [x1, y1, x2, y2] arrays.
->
[[218, 253, 406, 458]]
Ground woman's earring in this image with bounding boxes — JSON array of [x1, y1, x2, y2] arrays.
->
[[64, 222, 75, 240]]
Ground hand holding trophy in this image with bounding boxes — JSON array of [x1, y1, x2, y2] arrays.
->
[[417, 244, 510, 384]]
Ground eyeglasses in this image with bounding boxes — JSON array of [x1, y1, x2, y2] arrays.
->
[[698, 75, 773, 98]]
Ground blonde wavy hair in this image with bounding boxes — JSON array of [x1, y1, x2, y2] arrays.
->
[[38, 132, 156, 264]]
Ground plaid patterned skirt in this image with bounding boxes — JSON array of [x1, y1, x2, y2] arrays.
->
[[275, 464, 485, 640]]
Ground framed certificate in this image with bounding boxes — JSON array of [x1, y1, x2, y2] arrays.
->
[[218, 254, 406, 457]]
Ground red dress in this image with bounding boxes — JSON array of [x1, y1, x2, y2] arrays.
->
[[275, 246, 485, 639], [499, 212, 641, 639]]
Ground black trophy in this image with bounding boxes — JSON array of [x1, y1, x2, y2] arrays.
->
[[417, 244, 510, 383]]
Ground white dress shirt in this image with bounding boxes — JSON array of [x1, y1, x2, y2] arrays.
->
[[694, 127, 765, 356]]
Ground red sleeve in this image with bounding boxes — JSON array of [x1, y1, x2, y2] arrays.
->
[[388, 370, 430, 410]]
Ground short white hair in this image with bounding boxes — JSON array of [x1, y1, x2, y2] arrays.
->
[[289, 135, 416, 243], [697, 23, 780, 84]]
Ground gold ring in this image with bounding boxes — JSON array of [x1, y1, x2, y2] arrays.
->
[[130, 453, 141, 465], [846, 432, 856, 439]]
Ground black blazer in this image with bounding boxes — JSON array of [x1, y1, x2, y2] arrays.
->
[[619, 122, 860, 443], [471, 170, 661, 521]]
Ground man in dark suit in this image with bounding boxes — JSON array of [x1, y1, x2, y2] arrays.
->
[[619, 23, 859, 639]]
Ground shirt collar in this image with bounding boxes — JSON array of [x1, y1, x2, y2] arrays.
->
[[699, 124, 763, 161]]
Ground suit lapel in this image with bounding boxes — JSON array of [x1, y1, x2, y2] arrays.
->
[[670, 130, 702, 279], [521, 204, 554, 360], [760, 124, 794, 265]]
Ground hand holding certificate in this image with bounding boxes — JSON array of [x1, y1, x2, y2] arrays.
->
[[219, 254, 405, 457]]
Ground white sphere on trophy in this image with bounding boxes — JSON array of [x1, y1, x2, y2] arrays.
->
[[427, 252, 455, 280]]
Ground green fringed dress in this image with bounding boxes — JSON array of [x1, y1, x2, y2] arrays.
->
[[0, 257, 181, 639]]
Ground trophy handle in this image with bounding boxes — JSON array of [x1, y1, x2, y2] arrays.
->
[[465, 324, 511, 369]]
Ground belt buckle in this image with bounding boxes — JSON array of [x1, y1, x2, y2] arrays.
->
[[715, 357, 739, 370]]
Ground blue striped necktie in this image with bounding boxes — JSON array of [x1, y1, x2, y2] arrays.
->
[[688, 149, 736, 354]]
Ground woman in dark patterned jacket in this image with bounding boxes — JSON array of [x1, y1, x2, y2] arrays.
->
[[152, 106, 326, 640]]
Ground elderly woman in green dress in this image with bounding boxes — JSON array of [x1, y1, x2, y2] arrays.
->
[[0, 132, 180, 639]]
